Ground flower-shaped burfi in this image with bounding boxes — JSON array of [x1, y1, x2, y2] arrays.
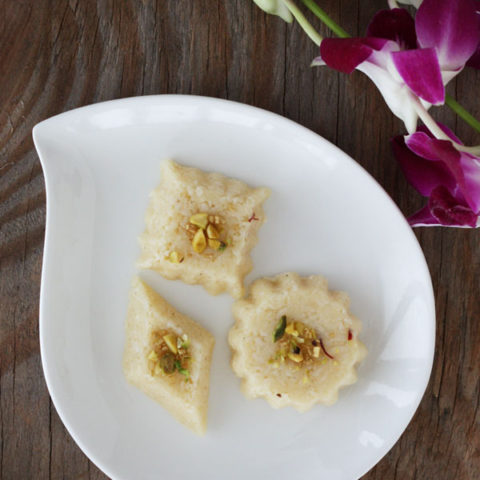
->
[[228, 273, 367, 411]]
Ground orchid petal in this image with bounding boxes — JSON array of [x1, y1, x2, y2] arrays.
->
[[315, 38, 419, 132], [367, 8, 417, 50], [457, 153, 480, 212], [252, 0, 293, 22], [311, 56, 325, 67], [357, 60, 418, 133], [417, 123, 462, 144], [416, 0, 480, 70], [408, 191, 479, 227], [396, 0, 423, 7], [467, 1, 480, 67], [467, 44, 480, 68], [391, 134, 456, 196], [408, 205, 443, 226], [440, 68, 462, 87], [318, 38, 388, 73], [391, 48, 444, 104], [428, 186, 478, 227], [406, 132, 480, 212]]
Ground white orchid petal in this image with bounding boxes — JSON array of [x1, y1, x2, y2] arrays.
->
[[357, 61, 419, 133], [253, 0, 293, 22], [396, 0, 423, 7], [441, 68, 463, 87]]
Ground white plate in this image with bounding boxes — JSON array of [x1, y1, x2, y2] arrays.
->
[[33, 95, 435, 480]]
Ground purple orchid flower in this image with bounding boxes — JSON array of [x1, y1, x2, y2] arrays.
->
[[392, 125, 480, 227], [312, 0, 480, 133], [467, 1, 480, 68]]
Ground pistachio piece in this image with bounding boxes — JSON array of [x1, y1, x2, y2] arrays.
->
[[177, 334, 190, 350], [174, 360, 190, 381], [192, 228, 207, 253], [206, 223, 220, 239], [207, 238, 221, 250], [159, 352, 176, 375], [285, 323, 299, 336], [168, 251, 184, 263], [147, 350, 159, 362], [163, 334, 178, 354], [208, 215, 222, 225], [288, 352, 304, 363], [189, 212, 209, 229], [273, 315, 287, 342]]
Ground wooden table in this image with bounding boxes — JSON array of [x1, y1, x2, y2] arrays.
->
[[1, 1, 478, 478]]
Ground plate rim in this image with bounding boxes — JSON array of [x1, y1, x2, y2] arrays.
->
[[33, 94, 436, 480]]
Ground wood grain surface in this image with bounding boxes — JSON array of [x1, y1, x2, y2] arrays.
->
[[0, 0, 479, 478]]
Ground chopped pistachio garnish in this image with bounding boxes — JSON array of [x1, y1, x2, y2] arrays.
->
[[168, 251, 184, 263], [163, 333, 178, 354], [208, 215, 223, 225], [192, 228, 207, 253], [174, 360, 190, 382], [189, 212, 208, 229], [187, 212, 228, 254], [270, 319, 335, 367], [176, 334, 190, 351], [148, 329, 192, 381], [147, 350, 159, 362], [180, 334, 190, 349], [285, 323, 298, 336], [273, 315, 287, 342], [206, 223, 220, 239], [207, 238, 222, 250], [288, 352, 304, 363]]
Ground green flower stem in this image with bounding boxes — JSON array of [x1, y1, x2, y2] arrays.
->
[[284, 0, 322, 46], [301, 0, 480, 136], [301, 0, 350, 38], [445, 94, 480, 136]]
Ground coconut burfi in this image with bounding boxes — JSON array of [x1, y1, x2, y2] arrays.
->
[[123, 277, 215, 435], [137, 160, 270, 299], [228, 273, 367, 411]]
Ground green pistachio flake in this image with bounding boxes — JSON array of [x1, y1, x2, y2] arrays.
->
[[273, 315, 287, 343], [174, 360, 190, 382]]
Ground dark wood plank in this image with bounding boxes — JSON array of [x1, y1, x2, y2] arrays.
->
[[0, 0, 478, 479]]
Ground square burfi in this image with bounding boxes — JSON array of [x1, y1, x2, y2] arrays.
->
[[138, 160, 270, 298]]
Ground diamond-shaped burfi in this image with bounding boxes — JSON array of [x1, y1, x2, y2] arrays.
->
[[123, 277, 215, 435]]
